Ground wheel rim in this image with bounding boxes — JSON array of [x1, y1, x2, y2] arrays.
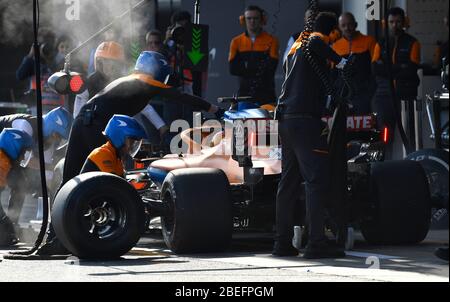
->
[[81, 198, 127, 240]]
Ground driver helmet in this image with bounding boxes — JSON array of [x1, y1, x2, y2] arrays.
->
[[134, 51, 172, 82], [103, 115, 147, 157]]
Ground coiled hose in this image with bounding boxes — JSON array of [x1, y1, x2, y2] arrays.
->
[[299, 0, 354, 108], [301, 0, 354, 233]]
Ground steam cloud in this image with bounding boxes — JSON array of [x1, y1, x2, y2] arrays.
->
[[0, 0, 151, 51]]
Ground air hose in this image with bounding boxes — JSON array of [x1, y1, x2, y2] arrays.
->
[[300, 0, 354, 237], [6, 0, 50, 258], [275, 0, 349, 117], [299, 0, 337, 104]]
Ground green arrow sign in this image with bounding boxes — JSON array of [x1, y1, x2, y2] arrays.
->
[[187, 27, 205, 66], [184, 24, 209, 72]]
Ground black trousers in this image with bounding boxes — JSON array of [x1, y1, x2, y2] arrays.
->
[[373, 80, 398, 158], [61, 115, 107, 186], [0, 191, 7, 220], [373, 79, 417, 157], [0, 168, 41, 225], [275, 117, 331, 245]]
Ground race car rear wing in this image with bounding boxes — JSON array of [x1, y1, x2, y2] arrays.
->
[[322, 114, 377, 132]]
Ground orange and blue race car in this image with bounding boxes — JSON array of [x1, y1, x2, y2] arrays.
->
[[51, 97, 431, 259]]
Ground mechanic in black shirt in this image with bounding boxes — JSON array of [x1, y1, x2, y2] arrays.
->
[[36, 51, 221, 255], [372, 7, 421, 156], [273, 12, 347, 259], [62, 51, 220, 186]]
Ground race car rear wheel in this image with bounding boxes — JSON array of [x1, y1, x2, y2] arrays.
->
[[361, 160, 431, 245], [161, 168, 232, 253], [405, 149, 449, 209], [52, 172, 145, 259]]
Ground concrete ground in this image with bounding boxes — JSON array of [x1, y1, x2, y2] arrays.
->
[[0, 228, 448, 282], [1, 192, 448, 282]]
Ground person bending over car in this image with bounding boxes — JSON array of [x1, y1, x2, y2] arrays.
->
[[74, 43, 169, 153], [37, 51, 222, 255], [62, 50, 221, 187], [0, 129, 33, 246], [0, 107, 72, 240], [80, 115, 147, 176]]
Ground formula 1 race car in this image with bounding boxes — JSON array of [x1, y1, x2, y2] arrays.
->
[[51, 98, 431, 259]]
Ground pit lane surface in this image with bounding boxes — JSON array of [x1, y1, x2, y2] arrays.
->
[[0, 228, 448, 282]]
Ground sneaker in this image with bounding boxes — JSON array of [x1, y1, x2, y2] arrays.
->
[[303, 240, 346, 259], [0, 216, 19, 247], [36, 238, 70, 256], [434, 247, 449, 262], [271, 242, 299, 257]]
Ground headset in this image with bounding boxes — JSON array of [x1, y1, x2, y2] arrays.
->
[[239, 6, 268, 27], [381, 14, 410, 29]]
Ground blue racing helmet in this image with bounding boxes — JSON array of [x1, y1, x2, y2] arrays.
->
[[134, 51, 172, 82], [103, 115, 147, 150], [43, 107, 73, 140], [0, 128, 33, 160]]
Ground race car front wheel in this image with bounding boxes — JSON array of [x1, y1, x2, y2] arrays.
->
[[161, 168, 232, 254], [361, 160, 431, 245], [52, 172, 145, 259]]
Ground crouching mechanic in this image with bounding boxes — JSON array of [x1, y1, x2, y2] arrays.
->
[[0, 107, 72, 232], [40, 107, 74, 197], [0, 129, 33, 246], [80, 114, 147, 176], [36, 51, 222, 255]]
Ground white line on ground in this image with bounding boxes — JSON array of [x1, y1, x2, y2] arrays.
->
[[345, 251, 401, 259]]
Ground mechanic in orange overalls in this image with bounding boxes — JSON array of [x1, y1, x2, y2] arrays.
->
[[80, 114, 147, 177], [332, 12, 378, 114], [229, 5, 279, 105], [0, 129, 33, 246], [372, 7, 421, 157]]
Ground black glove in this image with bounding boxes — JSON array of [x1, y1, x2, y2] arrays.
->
[[338, 55, 356, 79], [215, 107, 226, 120], [372, 61, 389, 77]]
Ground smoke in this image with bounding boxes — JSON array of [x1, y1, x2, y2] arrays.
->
[[0, 0, 44, 46], [0, 0, 153, 52]]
